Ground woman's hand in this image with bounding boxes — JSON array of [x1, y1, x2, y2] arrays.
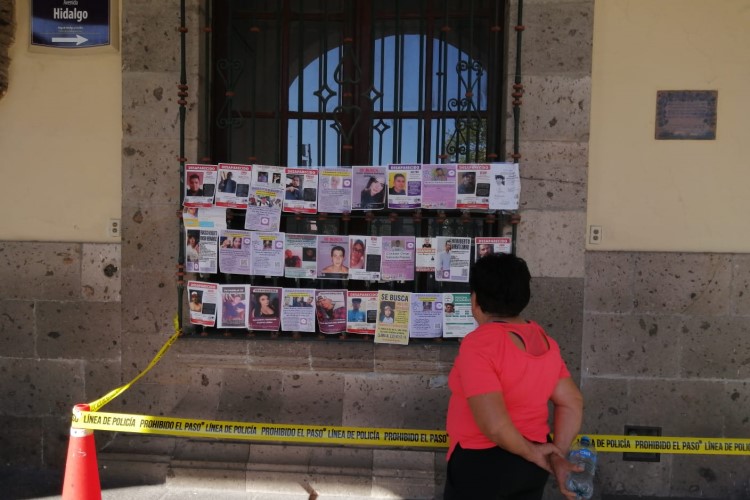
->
[[549, 454, 583, 500], [524, 442, 563, 473]]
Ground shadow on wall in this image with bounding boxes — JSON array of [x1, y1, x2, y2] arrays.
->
[[0, 0, 14, 99]]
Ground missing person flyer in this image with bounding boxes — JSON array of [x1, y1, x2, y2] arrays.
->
[[315, 289, 348, 334], [435, 236, 471, 283], [374, 290, 410, 345], [317, 235, 351, 280], [442, 292, 476, 339], [474, 236, 513, 261], [218, 284, 249, 329], [215, 163, 253, 208], [489, 162, 521, 210], [248, 286, 281, 331], [280, 288, 316, 332], [421, 164, 457, 209], [380, 236, 416, 281], [250, 232, 285, 277], [245, 186, 283, 232], [351, 166, 387, 211], [282, 168, 319, 214], [456, 163, 491, 210], [318, 168, 353, 213], [415, 237, 437, 273], [187, 281, 219, 327], [348, 235, 381, 281], [218, 229, 253, 275], [251, 164, 285, 190], [284, 233, 318, 279], [184, 164, 218, 208], [346, 291, 377, 335], [409, 293, 443, 338], [387, 164, 422, 209]]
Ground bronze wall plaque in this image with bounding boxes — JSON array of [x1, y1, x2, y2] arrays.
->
[[655, 90, 718, 140]]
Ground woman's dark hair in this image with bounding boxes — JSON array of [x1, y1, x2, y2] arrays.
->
[[469, 254, 531, 316], [365, 177, 380, 189]]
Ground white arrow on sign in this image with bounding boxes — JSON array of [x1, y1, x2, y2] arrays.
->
[[51, 34, 89, 46]]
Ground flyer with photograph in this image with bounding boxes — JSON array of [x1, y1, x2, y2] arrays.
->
[[218, 229, 253, 275], [351, 166, 387, 211], [435, 236, 471, 282], [456, 163, 491, 209], [409, 293, 443, 339], [421, 164, 457, 209], [415, 237, 437, 273], [489, 162, 521, 210], [474, 236, 513, 261], [348, 235, 381, 281], [184, 164, 218, 208], [187, 281, 219, 327], [317, 235, 351, 280], [280, 288, 316, 332], [387, 164, 422, 209], [185, 228, 218, 274], [282, 168, 319, 214], [182, 206, 227, 229], [215, 163, 252, 208], [442, 292, 476, 339], [346, 291, 377, 335], [314, 289, 348, 334], [318, 168, 353, 213], [380, 236, 416, 281], [251, 164, 286, 190], [250, 232, 285, 277], [245, 186, 283, 232], [217, 284, 249, 329], [374, 290, 410, 345], [284, 233, 318, 279], [248, 286, 281, 331]]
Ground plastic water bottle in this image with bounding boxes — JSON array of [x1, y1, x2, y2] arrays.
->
[[565, 435, 597, 499]]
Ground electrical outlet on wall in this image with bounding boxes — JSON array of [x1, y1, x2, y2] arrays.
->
[[588, 225, 602, 245], [108, 219, 121, 238]]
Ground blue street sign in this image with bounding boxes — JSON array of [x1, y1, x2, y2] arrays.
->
[[31, 0, 111, 48]]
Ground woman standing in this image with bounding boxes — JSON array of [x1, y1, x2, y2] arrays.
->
[[444, 254, 583, 499]]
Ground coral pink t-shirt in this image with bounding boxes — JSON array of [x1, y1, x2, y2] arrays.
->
[[446, 321, 571, 459]]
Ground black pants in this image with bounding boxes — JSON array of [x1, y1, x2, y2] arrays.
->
[[443, 443, 549, 500]]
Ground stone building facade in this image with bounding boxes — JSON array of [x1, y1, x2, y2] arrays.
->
[[1, 1, 748, 498]]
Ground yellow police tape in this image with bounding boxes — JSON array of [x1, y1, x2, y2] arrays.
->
[[86, 317, 181, 412], [74, 317, 750, 455], [71, 409, 750, 454]]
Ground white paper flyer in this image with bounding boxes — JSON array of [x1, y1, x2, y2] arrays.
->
[[318, 168, 353, 213], [184, 164, 218, 208], [442, 292, 476, 339], [215, 163, 253, 208], [187, 281, 219, 327], [409, 293, 443, 338], [435, 236, 471, 283], [281, 288, 316, 332], [489, 162, 521, 210]]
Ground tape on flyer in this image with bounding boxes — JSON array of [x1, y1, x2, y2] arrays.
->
[[87, 317, 182, 412]]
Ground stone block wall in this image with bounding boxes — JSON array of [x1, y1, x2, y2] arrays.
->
[[0, 242, 121, 468], [583, 252, 750, 498]]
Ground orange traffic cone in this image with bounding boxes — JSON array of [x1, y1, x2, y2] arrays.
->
[[62, 404, 102, 500]]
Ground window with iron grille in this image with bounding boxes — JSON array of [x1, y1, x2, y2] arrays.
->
[[195, 0, 513, 340]]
